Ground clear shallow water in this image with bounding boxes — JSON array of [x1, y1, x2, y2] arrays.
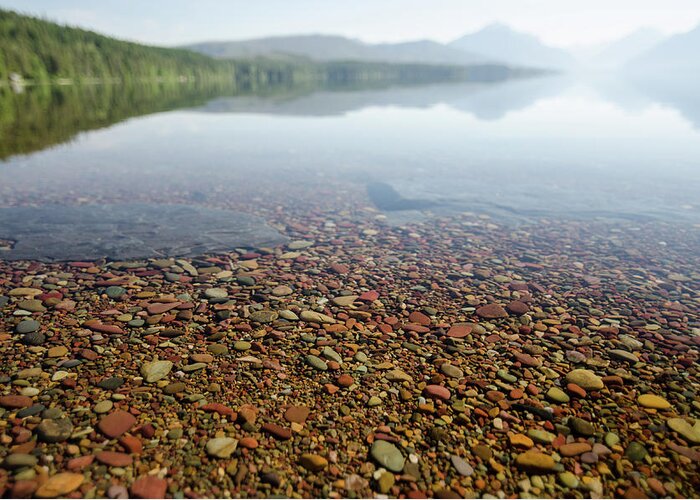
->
[[1, 74, 700, 225]]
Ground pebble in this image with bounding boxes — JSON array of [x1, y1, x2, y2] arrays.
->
[[666, 418, 700, 444], [35, 473, 84, 498], [131, 476, 168, 499], [305, 354, 328, 371], [546, 387, 570, 403], [15, 319, 40, 334], [638, 394, 671, 409], [565, 369, 604, 390], [98, 410, 137, 438], [37, 418, 74, 442], [450, 455, 474, 476], [205, 437, 238, 458], [140, 360, 173, 383], [299, 453, 328, 472], [94, 400, 114, 413], [370, 440, 405, 472], [476, 304, 508, 319], [515, 451, 556, 472]]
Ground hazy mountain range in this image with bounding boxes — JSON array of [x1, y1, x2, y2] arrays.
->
[[185, 22, 700, 73]]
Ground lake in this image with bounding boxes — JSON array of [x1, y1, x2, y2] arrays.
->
[[1, 73, 700, 237]]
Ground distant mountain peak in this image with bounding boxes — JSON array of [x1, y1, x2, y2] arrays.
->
[[450, 24, 574, 69]]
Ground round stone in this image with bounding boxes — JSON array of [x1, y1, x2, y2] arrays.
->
[[625, 442, 648, 462], [94, 400, 114, 414], [370, 440, 405, 472], [21, 332, 46, 345], [16, 320, 40, 334]]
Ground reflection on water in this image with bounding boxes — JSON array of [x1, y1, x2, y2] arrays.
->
[[1, 73, 700, 226]]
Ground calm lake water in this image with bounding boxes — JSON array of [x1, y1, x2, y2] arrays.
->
[[1, 74, 700, 226]]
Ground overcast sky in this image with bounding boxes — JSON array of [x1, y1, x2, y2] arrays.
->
[[1, 0, 699, 47]]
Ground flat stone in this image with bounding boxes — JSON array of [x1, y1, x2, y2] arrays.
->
[[565, 369, 604, 390], [446, 325, 471, 338], [164, 382, 186, 395], [450, 455, 474, 476], [98, 410, 137, 438], [300, 310, 335, 324], [370, 440, 405, 472], [667, 418, 700, 444], [440, 363, 463, 379], [4, 453, 39, 469], [305, 355, 328, 371], [476, 304, 508, 319], [98, 377, 125, 390], [284, 406, 310, 424], [37, 418, 73, 442], [16, 320, 40, 334], [638, 394, 671, 409], [21, 332, 46, 345], [299, 453, 328, 472], [131, 476, 168, 499], [559, 442, 592, 457], [262, 423, 292, 440], [94, 400, 114, 413], [423, 385, 451, 400], [205, 437, 238, 458], [547, 387, 570, 403], [35, 473, 84, 498], [570, 418, 595, 436], [528, 429, 556, 444], [609, 349, 639, 363], [204, 288, 228, 299], [625, 442, 648, 462], [0, 395, 33, 409], [385, 369, 413, 383], [140, 360, 173, 383], [515, 451, 556, 472], [47, 346, 68, 358], [249, 310, 278, 323], [271, 285, 293, 296], [96, 451, 133, 467]]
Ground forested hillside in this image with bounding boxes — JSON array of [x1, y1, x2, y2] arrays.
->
[[0, 9, 527, 88]]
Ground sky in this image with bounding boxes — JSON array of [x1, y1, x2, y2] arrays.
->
[[1, 0, 699, 48]]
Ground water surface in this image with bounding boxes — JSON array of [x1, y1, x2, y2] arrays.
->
[[2, 74, 699, 230]]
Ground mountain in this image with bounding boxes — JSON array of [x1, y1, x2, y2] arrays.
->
[[627, 24, 700, 71], [0, 9, 524, 89], [588, 28, 665, 69], [185, 35, 489, 66], [449, 23, 575, 69]]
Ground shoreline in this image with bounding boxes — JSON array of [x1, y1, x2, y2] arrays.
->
[[0, 183, 698, 498]]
